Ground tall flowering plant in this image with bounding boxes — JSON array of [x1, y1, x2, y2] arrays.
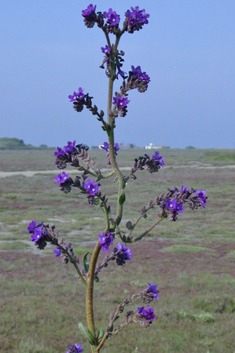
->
[[27, 5, 208, 352]]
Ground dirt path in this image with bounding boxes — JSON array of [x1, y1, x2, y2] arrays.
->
[[0, 164, 235, 178]]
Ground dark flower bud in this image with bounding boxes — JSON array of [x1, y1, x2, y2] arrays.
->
[[126, 221, 133, 230], [126, 310, 134, 317]]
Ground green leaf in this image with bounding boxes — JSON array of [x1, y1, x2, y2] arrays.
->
[[98, 325, 106, 341], [78, 322, 96, 345], [94, 275, 99, 283], [83, 252, 90, 273], [96, 173, 102, 182], [119, 190, 126, 205]]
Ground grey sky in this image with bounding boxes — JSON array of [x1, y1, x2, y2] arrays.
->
[[0, 0, 234, 148]]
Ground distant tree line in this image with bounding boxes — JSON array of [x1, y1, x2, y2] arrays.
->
[[0, 137, 51, 150]]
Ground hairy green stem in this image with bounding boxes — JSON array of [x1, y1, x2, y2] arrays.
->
[[60, 247, 87, 285], [86, 31, 125, 353], [106, 34, 126, 227], [132, 217, 165, 242], [86, 241, 101, 345]]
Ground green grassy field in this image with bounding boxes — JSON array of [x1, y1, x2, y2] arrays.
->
[[0, 149, 235, 352]]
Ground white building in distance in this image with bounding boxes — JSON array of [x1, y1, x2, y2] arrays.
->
[[145, 143, 165, 149]]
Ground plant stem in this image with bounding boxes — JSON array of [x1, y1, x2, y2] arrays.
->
[[132, 217, 165, 242], [106, 34, 126, 227], [86, 241, 101, 345]]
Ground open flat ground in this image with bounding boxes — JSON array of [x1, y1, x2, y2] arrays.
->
[[0, 148, 235, 353]]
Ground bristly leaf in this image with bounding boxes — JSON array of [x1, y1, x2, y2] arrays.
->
[[83, 252, 90, 273], [94, 275, 99, 282], [98, 325, 106, 341], [78, 322, 96, 345], [96, 173, 102, 182], [119, 189, 126, 205]]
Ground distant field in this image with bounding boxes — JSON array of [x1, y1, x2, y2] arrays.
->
[[1, 148, 235, 172], [0, 149, 235, 352]]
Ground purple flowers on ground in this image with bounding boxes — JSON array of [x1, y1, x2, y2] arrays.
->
[[151, 151, 165, 167], [103, 8, 120, 26], [137, 305, 156, 322], [66, 343, 83, 353], [147, 283, 159, 301], [54, 171, 70, 184], [98, 231, 114, 252], [82, 178, 99, 196]]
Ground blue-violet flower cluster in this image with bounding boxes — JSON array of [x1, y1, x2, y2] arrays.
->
[[66, 343, 83, 353], [83, 178, 99, 196], [125, 6, 150, 33], [98, 231, 114, 252]]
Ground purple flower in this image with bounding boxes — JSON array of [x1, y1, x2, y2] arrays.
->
[[117, 68, 126, 79], [101, 142, 109, 151], [180, 185, 188, 192], [98, 231, 114, 252], [103, 8, 120, 26], [114, 143, 119, 153], [196, 189, 207, 208], [114, 242, 133, 265], [166, 199, 185, 213], [53, 246, 61, 257], [127, 65, 150, 92], [113, 95, 130, 108], [31, 226, 43, 242], [77, 87, 85, 100], [101, 45, 111, 54], [82, 4, 96, 17], [175, 202, 185, 213], [66, 343, 83, 353], [101, 142, 119, 154], [54, 171, 70, 184], [196, 189, 206, 198], [64, 140, 76, 153], [68, 88, 84, 102], [151, 151, 165, 166], [147, 283, 159, 301], [27, 220, 36, 233], [82, 4, 97, 28], [131, 65, 150, 83], [64, 242, 72, 248], [166, 198, 177, 211], [137, 305, 156, 322], [82, 178, 99, 196], [125, 7, 150, 33], [68, 92, 78, 102], [54, 147, 66, 157]]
